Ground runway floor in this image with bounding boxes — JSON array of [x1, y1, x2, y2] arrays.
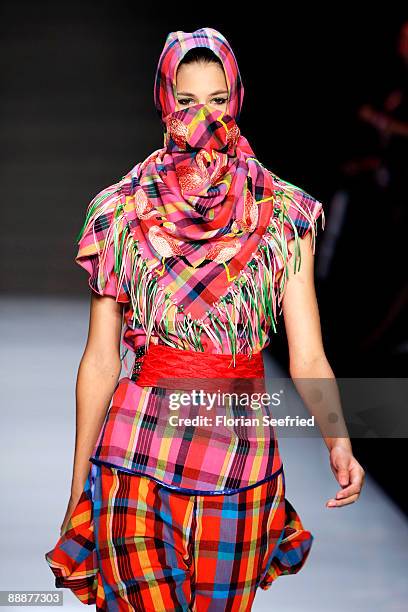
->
[[1, 296, 407, 611]]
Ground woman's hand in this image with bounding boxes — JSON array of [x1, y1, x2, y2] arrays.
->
[[326, 443, 365, 508], [280, 234, 366, 509]]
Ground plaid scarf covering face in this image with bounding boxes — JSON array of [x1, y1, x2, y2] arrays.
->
[[120, 28, 275, 320], [122, 103, 275, 319]]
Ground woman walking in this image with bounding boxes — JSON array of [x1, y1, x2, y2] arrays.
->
[[45, 27, 365, 611]]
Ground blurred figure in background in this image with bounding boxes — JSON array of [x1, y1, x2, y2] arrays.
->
[[321, 20, 408, 375], [357, 19, 408, 224], [356, 20, 408, 374]]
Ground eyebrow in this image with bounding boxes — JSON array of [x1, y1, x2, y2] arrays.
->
[[176, 90, 229, 97]]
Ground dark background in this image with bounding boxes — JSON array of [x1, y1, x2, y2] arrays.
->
[[1, 3, 406, 512]]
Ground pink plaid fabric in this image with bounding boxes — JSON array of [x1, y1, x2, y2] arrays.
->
[[74, 27, 325, 494]]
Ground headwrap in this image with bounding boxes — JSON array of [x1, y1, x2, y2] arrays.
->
[[75, 27, 325, 363]]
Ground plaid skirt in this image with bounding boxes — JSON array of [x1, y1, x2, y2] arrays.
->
[[44, 461, 313, 611]]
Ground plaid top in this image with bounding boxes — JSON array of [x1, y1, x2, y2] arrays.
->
[[74, 26, 325, 495], [75, 170, 325, 494]]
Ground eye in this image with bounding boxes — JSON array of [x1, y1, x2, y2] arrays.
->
[[177, 98, 193, 106], [211, 97, 228, 105]]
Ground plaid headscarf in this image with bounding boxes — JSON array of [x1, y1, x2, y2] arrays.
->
[[120, 27, 276, 320], [154, 28, 244, 123]]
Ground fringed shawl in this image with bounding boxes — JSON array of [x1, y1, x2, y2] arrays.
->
[[75, 168, 325, 365], [75, 27, 325, 365]]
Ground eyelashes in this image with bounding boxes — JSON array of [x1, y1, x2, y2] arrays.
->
[[177, 98, 228, 106]]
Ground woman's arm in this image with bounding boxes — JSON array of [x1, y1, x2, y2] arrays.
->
[[60, 292, 123, 534], [280, 234, 365, 508]]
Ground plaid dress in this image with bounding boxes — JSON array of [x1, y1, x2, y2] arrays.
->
[[72, 166, 324, 495], [44, 168, 323, 607], [45, 26, 325, 610]]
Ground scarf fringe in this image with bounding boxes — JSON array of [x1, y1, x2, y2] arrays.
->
[[76, 182, 325, 367]]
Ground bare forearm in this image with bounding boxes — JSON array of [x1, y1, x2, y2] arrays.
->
[[70, 352, 122, 497], [289, 355, 352, 453]]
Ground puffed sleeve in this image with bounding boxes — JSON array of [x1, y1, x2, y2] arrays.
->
[[75, 181, 131, 302], [275, 177, 325, 274], [265, 175, 326, 312]]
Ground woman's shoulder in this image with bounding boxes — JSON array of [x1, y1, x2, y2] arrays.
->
[[75, 161, 141, 253], [74, 172, 134, 301], [75, 181, 123, 253], [269, 171, 326, 242]]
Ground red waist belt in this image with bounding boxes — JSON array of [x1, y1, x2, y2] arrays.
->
[[131, 343, 265, 391]]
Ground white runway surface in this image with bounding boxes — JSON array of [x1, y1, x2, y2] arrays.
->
[[1, 296, 407, 611]]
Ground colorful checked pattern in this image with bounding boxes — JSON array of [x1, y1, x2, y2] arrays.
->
[[75, 27, 325, 364], [46, 27, 323, 606], [45, 461, 314, 610]]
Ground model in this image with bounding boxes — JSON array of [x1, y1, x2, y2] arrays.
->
[[44, 27, 365, 611]]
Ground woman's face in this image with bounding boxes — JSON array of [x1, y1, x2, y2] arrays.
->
[[175, 61, 229, 113]]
